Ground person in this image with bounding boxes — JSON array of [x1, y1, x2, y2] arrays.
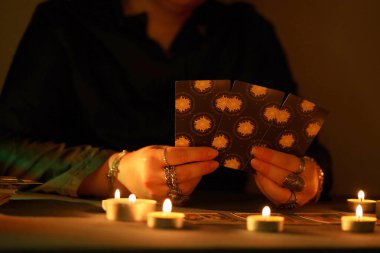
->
[[0, 0, 332, 207]]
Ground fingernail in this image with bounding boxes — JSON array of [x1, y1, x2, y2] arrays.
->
[[209, 149, 219, 158], [252, 146, 266, 156], [211, 160, 219, 169], [251, 158, 258, 168]]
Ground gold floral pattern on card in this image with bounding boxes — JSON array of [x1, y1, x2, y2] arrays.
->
[[249, 85, 268, 98], [192, 80, 213, 94], [262, 105, 279, 122], [192, 114, 213, 134], [226, 95, 243, 113], [175, 135, 192, 147], [213, 94, 229, 112], [175, 95, 192, 113], [212, 133, 230, 151], [262, 105, 291, 125], [236, 119, 255, 137], [299, 99, 316, 113], [305, 121, 321, 138], [275, 107, 291, 125], [223, 155, 242, 170], [278, 133, 296, 149]]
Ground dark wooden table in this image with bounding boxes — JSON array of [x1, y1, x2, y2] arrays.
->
[[0, 192, 379, 252]]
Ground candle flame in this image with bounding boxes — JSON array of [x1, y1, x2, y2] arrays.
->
[[356, 204, 363, 221], [162, 198, 172, 213], [128, 194, 136, 203], [358, 190, 365, 201], [114, 189, 121, 199], [262, 206, 271, 217]]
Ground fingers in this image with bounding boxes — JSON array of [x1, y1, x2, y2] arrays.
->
[[174, 160, 219, 183], [162, 146, 218, 166], [251, 158, 289, 186], [251, 147, 301, 173], [255, 173, 290, 205], [180, 177, 202, 195]]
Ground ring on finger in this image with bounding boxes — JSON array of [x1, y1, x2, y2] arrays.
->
[[162, 147, 170, 167], [282, 173, 305, 192], [163, 165, 189, 206], [278, 190, 299, 209], [295, 156, 306, 175]]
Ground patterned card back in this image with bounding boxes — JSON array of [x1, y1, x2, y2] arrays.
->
[[210, 81, 285, 171], [175, 80, 231, 147], [261, 94, 329, 156], [174, 80, 329, 171]]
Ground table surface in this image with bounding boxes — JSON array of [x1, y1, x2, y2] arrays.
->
[[0, 192, 379, 253]]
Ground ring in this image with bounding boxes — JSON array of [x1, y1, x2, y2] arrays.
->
[[295, 157, 306, 175], [162, 147, 170, 167], [163, 165, 189, 206], [278, 190, 299, 209], [282, 173, 305, 192]]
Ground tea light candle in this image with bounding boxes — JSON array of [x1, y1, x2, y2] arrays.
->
[[147, 198, 185, 229], [247, 206, 284, 232], [102, 189, 157, 222], [341, 205, 377, 233], [347, 190, 376, 213]]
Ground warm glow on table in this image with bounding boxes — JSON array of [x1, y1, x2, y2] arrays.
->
[[347, 190, 376, 213], [147, 198, 185, 229], [102, 189, 156, 222], [247, 206, 284, 232], [341, 204, 377, 233]]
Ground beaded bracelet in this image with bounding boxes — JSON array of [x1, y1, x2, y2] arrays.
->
[[107, 150, 128, 197]]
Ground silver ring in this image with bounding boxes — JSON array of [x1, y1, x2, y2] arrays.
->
[[163, 165, 189, 206], [162, 147, 170, 167], [295, 157, 306, 175], [278, 190, 299, 209], [164, 166, 174, 189], [282, 173, 305, 192]]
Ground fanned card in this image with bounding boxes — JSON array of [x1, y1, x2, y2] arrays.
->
[[175, 80, 231, 147], [174, 80, 329, 172], [261, 94, 329, 156], [210, 81, 285, 171]]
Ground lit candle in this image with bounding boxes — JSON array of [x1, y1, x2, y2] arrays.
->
[[246, 206, 284, 232], [347, 190, 376, 213], [341, 204, 377, 233], [147, 198, 185, 229], [102, 189, 157, 222]]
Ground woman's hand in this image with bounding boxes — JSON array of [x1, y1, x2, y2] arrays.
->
[[117, 145, 219, 203], [250, 147, 322, 207]]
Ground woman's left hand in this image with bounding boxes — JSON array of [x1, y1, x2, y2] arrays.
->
[[250, 146, 321, 207]]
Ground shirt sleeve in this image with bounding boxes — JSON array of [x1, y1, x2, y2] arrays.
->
[[0, 139, 113, 197], [0, 2, 114, 197]]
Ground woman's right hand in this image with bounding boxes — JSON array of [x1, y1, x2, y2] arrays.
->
[[116, 145, 219, 202]]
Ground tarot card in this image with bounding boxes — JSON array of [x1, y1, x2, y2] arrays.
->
[[210, 81, 284, 171], [175, 80, 231, 147], [261, 94, 329, 156], [0, 176, 42, 206], [185, 212, 244, 225], [230, 212, 318, 225], [0, 176, 41, 186], [294, 213, 343, 225]]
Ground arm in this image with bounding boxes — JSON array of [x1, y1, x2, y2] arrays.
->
[[0, 3, 114, 197]]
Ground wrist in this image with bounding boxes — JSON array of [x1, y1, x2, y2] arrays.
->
[[305, 156, 324, 203], [107, 150, 129, 197]]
